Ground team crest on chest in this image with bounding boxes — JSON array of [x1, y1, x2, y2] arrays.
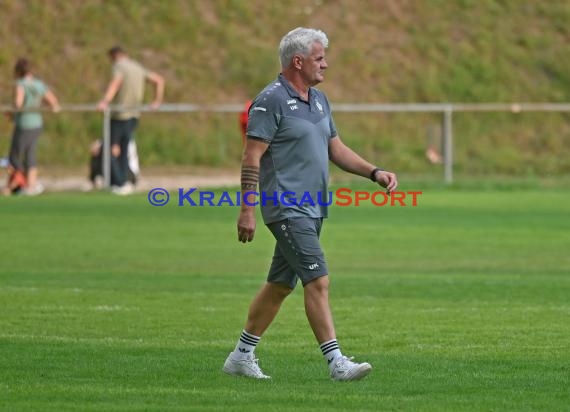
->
[[315, 100, 323, 113]]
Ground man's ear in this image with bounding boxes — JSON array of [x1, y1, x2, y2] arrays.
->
[[293, 55, 303, 70]]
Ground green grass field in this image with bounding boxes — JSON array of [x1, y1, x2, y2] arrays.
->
[[1, 184, 569, 411]]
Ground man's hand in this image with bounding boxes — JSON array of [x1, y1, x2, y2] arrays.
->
[[96, 100, 109, 111], [375, 170, 398, 195], [237, 210, 256, 243], [149, 100, 162, 110]]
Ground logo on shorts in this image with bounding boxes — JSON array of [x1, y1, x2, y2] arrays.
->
[[281, 224, 287, 231], [309, 263, 320, 270]]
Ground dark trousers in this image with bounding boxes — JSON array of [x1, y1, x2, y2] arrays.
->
[[110, 118, 138, 186], [90, 141, 136, 185]]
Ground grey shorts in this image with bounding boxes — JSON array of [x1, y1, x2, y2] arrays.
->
[[266, 217, 329, 289]]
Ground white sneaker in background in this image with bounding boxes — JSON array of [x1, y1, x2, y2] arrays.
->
[[81, 182, 95, 192], [222, 353, 271, 379], [23, 183, 45, 196], [93, 176, 104, 190], [111, 182, 134, 196], [330, 356, 372, 381]]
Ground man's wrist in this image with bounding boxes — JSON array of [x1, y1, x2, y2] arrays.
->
[[240, 204, 256, 214], [369, 167, 383, 182]]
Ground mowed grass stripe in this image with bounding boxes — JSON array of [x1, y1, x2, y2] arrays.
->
[[0, 188, 568, 411]]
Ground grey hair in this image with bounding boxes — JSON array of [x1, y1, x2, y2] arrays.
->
[[278, 27, 329, 68]]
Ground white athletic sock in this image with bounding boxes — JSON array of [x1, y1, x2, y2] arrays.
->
[[320, 339, 343, 370], [231, 330, 261, 360]]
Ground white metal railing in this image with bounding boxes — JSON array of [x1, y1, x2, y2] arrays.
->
[[3, 102, 570, 185]]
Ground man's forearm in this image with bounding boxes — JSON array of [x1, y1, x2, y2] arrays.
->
[[149, 73, 165, 104], [240, 165, 259, 212], [329, 136, 377, 178], [154, 82, 164, 104], [333, 148, 376, 178], [241, 165, 259, 190]]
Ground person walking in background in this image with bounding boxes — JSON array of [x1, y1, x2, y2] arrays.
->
[[97, 46, 164, 195], [2, 58, 60, 196], [223, 27, 397, 381]]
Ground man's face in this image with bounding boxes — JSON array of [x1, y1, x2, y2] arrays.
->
[[299, 42, 328, 86]]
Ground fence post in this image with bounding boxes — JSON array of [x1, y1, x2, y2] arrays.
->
[[102, 108, 111, 189], [442, 107, 454, 184]]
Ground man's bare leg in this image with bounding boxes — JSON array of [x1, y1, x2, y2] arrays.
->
[[245, 282, 293, 336], [304, 275, 372, 381], [304, 275, 336, 343], [223, 282, 292, 379]]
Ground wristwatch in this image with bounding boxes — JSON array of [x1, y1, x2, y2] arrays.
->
[[369, 167, 383, 182]]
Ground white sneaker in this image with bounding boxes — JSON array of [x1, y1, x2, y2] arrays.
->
[[222, 353, 271, 379], [23, 183, 45, 196], [111, 182, 134, 196], [330, 356, 372, 381], [93, 176, 104, 190], [81, 182, 95, 192]]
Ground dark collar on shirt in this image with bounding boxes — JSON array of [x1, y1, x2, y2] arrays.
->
[[278, 73, 312, 102]]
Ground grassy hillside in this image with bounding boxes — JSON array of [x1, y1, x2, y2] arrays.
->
[[1, 0, 570, 175]]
